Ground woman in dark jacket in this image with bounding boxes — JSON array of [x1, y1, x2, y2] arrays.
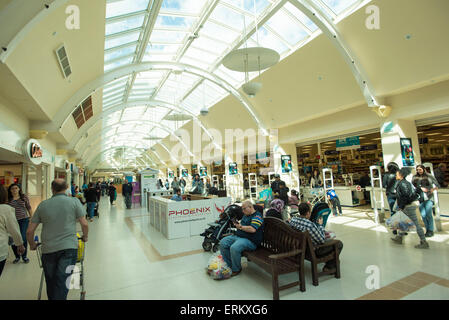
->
[[412, 165, 440, 237], [383, 162, 399, 215], [391, 167, 428, 249]]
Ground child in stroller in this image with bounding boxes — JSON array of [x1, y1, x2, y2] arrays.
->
[[200, 204, 244, 253]]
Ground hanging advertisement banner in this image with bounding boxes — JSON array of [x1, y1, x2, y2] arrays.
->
[[400, 138, 415, 167]]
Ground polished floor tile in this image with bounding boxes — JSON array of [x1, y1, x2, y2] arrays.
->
[[0, 196, 448, 300]]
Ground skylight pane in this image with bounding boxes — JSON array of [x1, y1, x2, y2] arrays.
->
[[160, 0, 207, 15], [106, 0, 150, 18], [104, 56, 134, 72], [180, 56, 213, 70], [200, 20, 240, 43], [149, 30, 188, 43], [105, 30, 141, 50], [283, 2, 318, 32], [106, 14, 146, 35], [191, 37, 228, 55], [321, 0, 360, 15], [105, 44, 137, 62], [184, 47, 219, 64], [266, 10, 308, 46], [142, 53, 176, 62], [146, 43, 181, 54], [209, 4, 253, 32], [251, 27, 289, 55], [154, 15, 196, 29], [221, 0, 271, 15]]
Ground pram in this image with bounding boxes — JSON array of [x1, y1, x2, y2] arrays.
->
[[310, 201, 332, 228], [201, 204, 243, 253], [309, 188, 326, 206]]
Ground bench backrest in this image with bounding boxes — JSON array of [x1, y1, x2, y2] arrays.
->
[[260, 217, 307, 254]]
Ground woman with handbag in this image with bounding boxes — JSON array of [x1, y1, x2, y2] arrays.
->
[[412, 165, 440, 238], [1, 185, 25, 276], [391, 167, 429, 249], [7, 183, 33, 263]]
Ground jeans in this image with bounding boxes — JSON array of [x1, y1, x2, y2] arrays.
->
[[87, 202, 96, 219], [41, 248, 78, 300], [419, 200, 434, 232], [315, 240, 344, 269], [330, 197, 342, 215], [124, 194, 132, 209], [219, 235, 256, 272], [387, 196, 396, 215], [12, 218, 29, 259], [399, 204, 426, 242]]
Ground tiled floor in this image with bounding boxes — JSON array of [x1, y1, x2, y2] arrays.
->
[[0, 197, 448, 300]]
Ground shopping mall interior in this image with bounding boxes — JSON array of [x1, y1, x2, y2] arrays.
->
[[0, 0, 449, 301]]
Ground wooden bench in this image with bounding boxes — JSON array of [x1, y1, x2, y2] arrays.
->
[[242, 217, 307, 300], [305, 236, 341, 286]]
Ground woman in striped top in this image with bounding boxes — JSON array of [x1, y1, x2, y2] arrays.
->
[[8, 184, 33, 264]]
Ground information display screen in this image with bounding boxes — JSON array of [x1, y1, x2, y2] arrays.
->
[[281, 155, 292, 173], [200, 167, 207, 176], [229, 162, 238, 175]]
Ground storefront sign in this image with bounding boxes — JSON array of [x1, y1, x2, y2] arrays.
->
[[23, 139, 43, 165], [281, 155, 292, 173], [400, 138, 415, 167], [336, 136, 360, 151]]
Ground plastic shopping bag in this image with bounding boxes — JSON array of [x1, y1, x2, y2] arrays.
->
[[386, 210, 415, 232], [206, 252, 232, 280]]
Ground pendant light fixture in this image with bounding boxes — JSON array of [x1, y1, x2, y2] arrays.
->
[[222, 0, 280, 97]]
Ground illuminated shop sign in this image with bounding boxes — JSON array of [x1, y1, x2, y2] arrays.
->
[[23, 139, 43, 165]]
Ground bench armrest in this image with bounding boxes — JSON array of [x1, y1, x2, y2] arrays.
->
[[268, 249, 302, 260], [313, 239, 339, 250]]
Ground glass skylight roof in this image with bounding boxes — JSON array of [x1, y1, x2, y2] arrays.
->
[[99, 0, 369, 166]]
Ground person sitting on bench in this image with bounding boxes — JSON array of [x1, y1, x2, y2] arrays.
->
[[287, 203, 343, 273]]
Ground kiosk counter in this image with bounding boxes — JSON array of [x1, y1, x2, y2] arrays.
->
[[148, 194, 232, 239]]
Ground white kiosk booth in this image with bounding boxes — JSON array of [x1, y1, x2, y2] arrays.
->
[[148, 194, 232, 239], [140, 168, 173, 209]]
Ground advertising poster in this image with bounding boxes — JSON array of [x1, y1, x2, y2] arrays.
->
[[281, 155, 292, 173], [199, 167, 207, 176], [182, 169, 188, 177], [400, 138, 415, 167], [229, 162, 238, 175], [168, 171, 174, 178]]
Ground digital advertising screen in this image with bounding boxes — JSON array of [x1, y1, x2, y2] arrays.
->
[[229, 162, 238, 175], [281, 155, 292, 173], [182, 169, 188, 177], [199, 167, 207, 176], [400, 138, 415, 167], [168, 171, 174, 178]]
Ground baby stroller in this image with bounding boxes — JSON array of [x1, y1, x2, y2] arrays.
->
[[310, 201, 331, 228], [201, 204, 243, 253]]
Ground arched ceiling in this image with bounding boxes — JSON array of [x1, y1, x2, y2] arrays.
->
[[3, 0, 448, 171]]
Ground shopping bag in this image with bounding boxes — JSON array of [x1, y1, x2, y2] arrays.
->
[[206, 252, 232, 280], [386, 210, 415, 232]]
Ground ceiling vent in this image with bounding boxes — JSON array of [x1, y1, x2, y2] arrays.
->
[[55, 44, 72, 78]]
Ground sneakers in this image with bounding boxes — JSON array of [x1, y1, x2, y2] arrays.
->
[[415, 241, 429, 249], [391, 236, 403, 244], [425, 231, 434, 238], [23, 257, 30, 264], [231, 270, 242, 277], [13, 258, 20, 264]]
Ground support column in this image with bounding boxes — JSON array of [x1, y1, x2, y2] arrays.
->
[[381, 119, 421, 172]]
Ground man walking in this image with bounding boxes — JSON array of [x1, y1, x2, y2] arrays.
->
[[26, 179, 88, 300], [122, 181, 133, 209], [84, 183, 97, 222]]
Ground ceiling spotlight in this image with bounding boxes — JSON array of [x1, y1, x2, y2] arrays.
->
[[200, 108, 209, 116]]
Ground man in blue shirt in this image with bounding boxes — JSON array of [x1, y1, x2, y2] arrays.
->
[[170, 188, 182, 202], [219, 200, 264, 276]]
